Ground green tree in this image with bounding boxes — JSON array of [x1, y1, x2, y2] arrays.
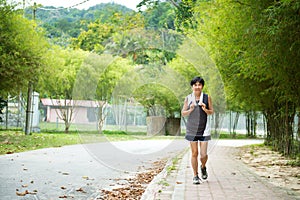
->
[[0, 0, 49, 96], [38, 47, 88, 133], [71, 21, 114, 53], [137, 0, 198, 30], [96, 57, 133, 132], [73, 53, 133, 133], [24, 3, 133, 46], [71, 11, 144, 54], [142, 1, 176, 29], [194, 0, 299, 155]]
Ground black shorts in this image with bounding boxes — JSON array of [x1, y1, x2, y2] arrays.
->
[[185, 135, 211, 142]]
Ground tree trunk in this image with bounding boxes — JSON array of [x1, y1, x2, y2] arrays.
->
[[213, 112, 220, 135], [25, 82, 33, 135], [51, 98, 75, 134], [112, 99, 127, 131], [233, 112, 239, 137], [65, 121, 70, 133], [245, 112, 250, 137], [248, 111, 257, 138], [283, 101, 296, 155], [97, 101, 107, 134], [296, 112, 300, 140], [229, 111, 232, 134], [264, 100, 296, 156]]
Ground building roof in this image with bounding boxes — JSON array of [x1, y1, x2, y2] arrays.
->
[[40, 98, 102, 108]]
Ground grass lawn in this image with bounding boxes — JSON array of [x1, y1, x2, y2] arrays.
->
[[0, 129, 183, 155], [0, 130, 81, 155]]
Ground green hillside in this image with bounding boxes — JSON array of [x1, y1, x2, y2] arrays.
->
[[24, 3, 134, 46]]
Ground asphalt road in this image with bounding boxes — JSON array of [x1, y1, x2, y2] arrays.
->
[[0, 139, 189, 199]]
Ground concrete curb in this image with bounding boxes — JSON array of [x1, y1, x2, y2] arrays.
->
[[141, 148, 188, 200], [171, 150, 189, 200]]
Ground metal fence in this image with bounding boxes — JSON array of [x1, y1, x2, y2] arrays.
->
[[1, 98, 298, 136]]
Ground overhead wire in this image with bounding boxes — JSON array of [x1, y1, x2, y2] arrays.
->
[[25, 0, 93, 11]]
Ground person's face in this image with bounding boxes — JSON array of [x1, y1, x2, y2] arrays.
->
[[192, 82, 203, 92]]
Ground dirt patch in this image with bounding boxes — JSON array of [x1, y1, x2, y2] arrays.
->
[[237, 145, 300, 196], [98, 160, 167, 200]]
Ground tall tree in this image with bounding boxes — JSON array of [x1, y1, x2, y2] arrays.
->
[[71, 12, 144, 54], [0, 0, 49, 96], [73, 53, 133, 133], [137, 0, 198, 30], [193, 0, 300, 155], [38, 47, 87, 133], [142, 1, 176, 30]]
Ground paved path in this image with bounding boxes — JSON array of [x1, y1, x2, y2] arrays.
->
[[0, 139, 187, 200], [144, 139, 300, 200], [1, 139, 299, 200]]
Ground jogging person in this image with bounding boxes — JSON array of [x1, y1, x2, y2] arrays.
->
[[181, 76, 214, 184]]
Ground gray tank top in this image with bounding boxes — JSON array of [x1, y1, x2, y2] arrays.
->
[[186, 93, 209, 136]]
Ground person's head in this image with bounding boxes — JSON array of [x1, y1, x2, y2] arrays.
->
[[190, 76, 205, 92], [190, 76, 205, 87]]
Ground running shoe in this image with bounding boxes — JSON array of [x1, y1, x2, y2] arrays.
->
[[201, 166, 208, 180], [193, 175, 200, 184]]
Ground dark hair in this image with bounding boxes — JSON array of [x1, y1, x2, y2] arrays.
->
[[190, 76, 205, 87]]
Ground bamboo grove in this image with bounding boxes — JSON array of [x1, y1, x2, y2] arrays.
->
[[191, 0, 300, 156]]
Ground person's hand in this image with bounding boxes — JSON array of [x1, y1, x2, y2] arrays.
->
[[189, 104, 195, 112], [200, 103, 206, 111]]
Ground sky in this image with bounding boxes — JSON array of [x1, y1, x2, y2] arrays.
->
[[13, 0, 143, 11]]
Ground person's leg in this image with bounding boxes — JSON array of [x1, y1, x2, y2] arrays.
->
[[190, 141, 199, 176], [200, 141, 208, 179], [199, 141, 208, 167]]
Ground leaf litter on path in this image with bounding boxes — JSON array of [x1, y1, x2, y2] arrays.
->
[[99, 159, 167, 199], [238, 145, 300, 195]]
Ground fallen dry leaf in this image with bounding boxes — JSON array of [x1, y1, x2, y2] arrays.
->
[[100, 159, 167, 199], [28, 191, 36, 194], [238, 145, 300, 196], [76, 187, 86, 193], [59, 195, 74, 199], [82, 176, 94, 180], [292, 187, 300, 191], [16, 190, 37, 196], [16, 190, 29, 196], [1, 139, 12, 144]]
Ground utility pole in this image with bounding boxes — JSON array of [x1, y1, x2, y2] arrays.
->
[[24, 2, 36, 135], [23, 0, 25, 16], [5, 97, 8, 130], [25, 82, 33, 135], [33, 2, 36, 20]]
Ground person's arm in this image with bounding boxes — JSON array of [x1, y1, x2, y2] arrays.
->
[[181, 98, 195, 117], [200, 95, 214, 115]]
